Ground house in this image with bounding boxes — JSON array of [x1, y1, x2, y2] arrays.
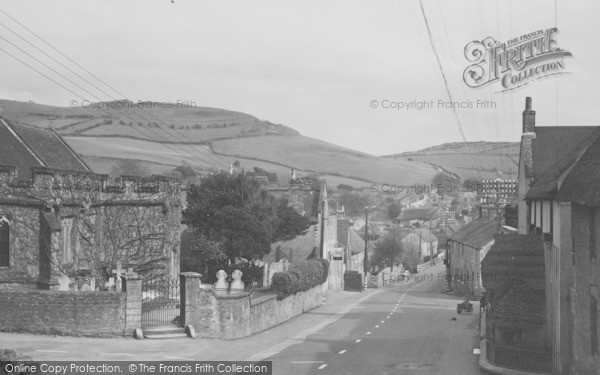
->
[[336, 219, 365, 275], [263, 178, 341, 290], [525, 123, 600, 375], [394, 207, 438, 227], [447, 220, 497, 297], [481, 234, 549, 372], [0, 117, 182, 291]]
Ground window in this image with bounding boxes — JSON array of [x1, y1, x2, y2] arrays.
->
[[0, 215, 9, 267], [61, 217, 75, 263], [592, 294, 599, 356], [591, 208, 597, 261]]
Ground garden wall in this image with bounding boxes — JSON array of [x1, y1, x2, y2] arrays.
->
[[181, 273, 324, 339], [0, 290, 126, 336]]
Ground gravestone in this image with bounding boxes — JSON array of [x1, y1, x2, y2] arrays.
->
[[58, 275, 71, 291]]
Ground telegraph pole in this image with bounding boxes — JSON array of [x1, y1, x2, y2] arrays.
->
[[363, 207, 369, 289], [391, 226, 396, 272]]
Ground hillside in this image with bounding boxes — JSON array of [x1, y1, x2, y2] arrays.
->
[[0, 99, 439, 187], [383, 141, 520, 180]]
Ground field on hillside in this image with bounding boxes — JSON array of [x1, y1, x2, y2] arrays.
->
[[211, 135, 438, 185], [385, 141, 519, 180], [0, 99, 297, 142]]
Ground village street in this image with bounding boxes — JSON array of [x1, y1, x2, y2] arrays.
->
[[0, 263, 485, 374]]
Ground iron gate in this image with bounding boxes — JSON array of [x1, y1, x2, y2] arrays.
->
[[141, 274, 181, 328]]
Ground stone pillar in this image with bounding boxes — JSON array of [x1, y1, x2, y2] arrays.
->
[[123, 275, 142, 336], [180, 272, 202, 327]]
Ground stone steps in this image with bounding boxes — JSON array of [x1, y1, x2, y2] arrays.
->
[[142, 326, 188, 339]]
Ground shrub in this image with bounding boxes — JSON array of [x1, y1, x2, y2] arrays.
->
[[271, 259, 328, 299]]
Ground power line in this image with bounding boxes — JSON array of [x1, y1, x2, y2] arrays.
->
[[0, 10, 232, 169], [0, 46, 213, 170], [418, 0, 481, 180]]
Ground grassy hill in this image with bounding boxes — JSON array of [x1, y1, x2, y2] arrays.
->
[[0, 99, 439, 187], [383, 141, 520, 180]]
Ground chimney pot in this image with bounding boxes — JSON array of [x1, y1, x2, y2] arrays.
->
[[525, 97, 532, 110], [522, 97, 536, 133]]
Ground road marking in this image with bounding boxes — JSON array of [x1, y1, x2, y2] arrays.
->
[[355, 339, 361, 343], [318, 364, 328, 370], [375, 325, 379, 328], [35, 350, 67, 353], [164, 356, 194, 360], [98, 352, 133, 356], [245, 288, 387, 361], [292, 361, 324, 364], [381, 320, 385, 323], [387, 316, 390, 318], [339, 350, 347, 354], [391, 312, 394, 315]]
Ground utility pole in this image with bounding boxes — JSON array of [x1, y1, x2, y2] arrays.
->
[[363, 207, 369, 286], [391, 226, 396, 272]]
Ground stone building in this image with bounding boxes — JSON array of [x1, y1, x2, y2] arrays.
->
[[447, 220, 497, 298], [0, 117, 182, 291]]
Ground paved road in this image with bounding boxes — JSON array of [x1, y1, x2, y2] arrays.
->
[[1, 263, 486, 374], [265, 263, 486, 375]]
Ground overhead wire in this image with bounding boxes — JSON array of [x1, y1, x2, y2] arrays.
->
[[0, 9, 232, 169]]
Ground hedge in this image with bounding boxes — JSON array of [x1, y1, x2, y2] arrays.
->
[[271, 259, 329, 299]]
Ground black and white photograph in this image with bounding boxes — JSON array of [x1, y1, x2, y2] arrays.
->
[[0, 1, 599, 374]]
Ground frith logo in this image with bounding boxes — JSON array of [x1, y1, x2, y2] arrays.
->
[[463, 27, 572, 92]]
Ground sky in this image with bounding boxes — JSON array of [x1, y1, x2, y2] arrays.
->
[[1, 0, 600, 155]]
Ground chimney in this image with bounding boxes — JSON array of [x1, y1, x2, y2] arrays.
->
[[522, 97, 536, 133]]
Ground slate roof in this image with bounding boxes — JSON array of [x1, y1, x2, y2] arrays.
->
[[396, 208, 438, 221], [348, 228, 366, 255], [531, 126, 596, 179], [527, 126, 600, 201], [264, 224, 317, 265], [0, 117, 90, 180], [481, 234, 547, 330], [448, 220, 497, 249], [414, 227, 438, 243], [555, 127, 600, 206], [337, 219, 350, 245], [480, 234, 545, 292]]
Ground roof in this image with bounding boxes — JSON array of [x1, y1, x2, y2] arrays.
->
[[480, 234, 546, 292], [264, 224, 317, 264], [448, 221, 497, 249], [531, 126, 596, 179], [0, 117, 90, 180], [396, 207, 438, 221], [487, 279, 545, 329], [348, 228, 366, 255], [555, 127, 600, 206], [337, 219, 350, 245], [527, 127, 600, 201], [414, 227, 438, 243]]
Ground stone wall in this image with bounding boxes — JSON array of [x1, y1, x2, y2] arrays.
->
[[569, 204, 600, 375], [182, 274, 323, 339], [0, 290, 126, 336]]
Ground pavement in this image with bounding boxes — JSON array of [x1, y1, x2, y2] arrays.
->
[[1, 263, 489, 374]]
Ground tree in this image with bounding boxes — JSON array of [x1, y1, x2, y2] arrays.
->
[[462, 177, 482, 192], [111, 159, 151, 177], [504, 203, 518, 228], [431, 172, 461, 196], [387, 202, 402, 220], [172, 164, 196, 180], [184, 171, 278, 263], [339, 191, 373, 217], [371, 232, 404, 269], [273, 198, 310, 241], [337, 184, 354, 192]]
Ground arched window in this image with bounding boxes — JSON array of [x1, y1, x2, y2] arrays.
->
[[0, 215, 9, 267]]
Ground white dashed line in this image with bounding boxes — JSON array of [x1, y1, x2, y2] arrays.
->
[[98, 352, 133, 356], [375, 325, 379, 328], [386, 316, 390, 319], [339, 349, 347, 354], [381, 320, 385, 323], [292, 361, 324, 364], [318, 364, 328, 370], [355, 339, 362, 343], [366, 331, 371, 335], [35, 350, 67, 353]]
